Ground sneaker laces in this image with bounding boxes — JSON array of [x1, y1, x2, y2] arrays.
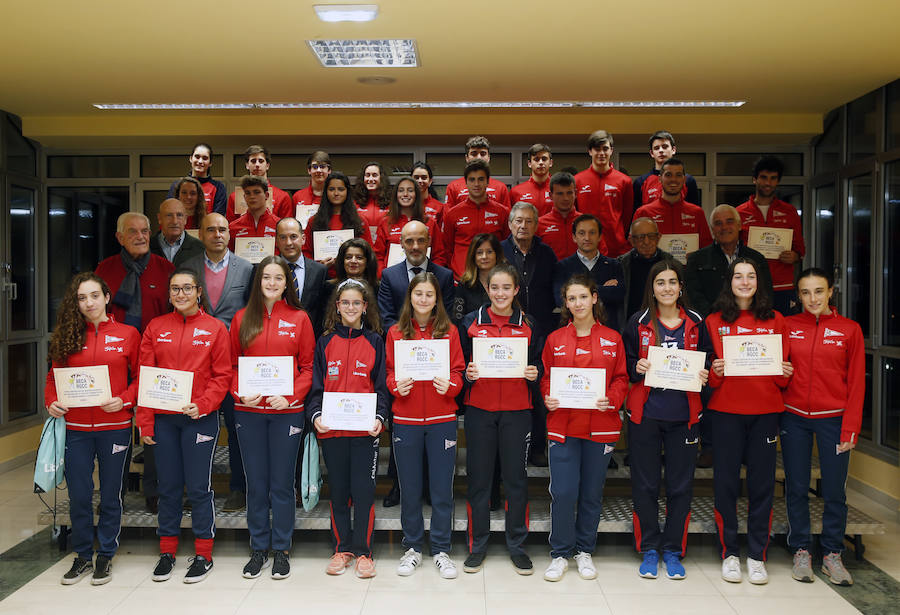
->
[[399, 549, 419, 568], [434, 553, 453, 569], [794, 550, 811, 567], [748, 559, 765, 574]]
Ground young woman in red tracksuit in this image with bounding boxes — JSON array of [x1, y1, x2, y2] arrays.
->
[[412, 161, 445, 230], [623, 260, 711, 580], [540, 274, 629, 582], [458, 263, 542, 575], [373, 176, 444, 271], [353, 161, 391, 237], [781, 268, 864, 586], [45, 272, 141, 586], [229, 255, 315, 581], [306, 279, 390, 579], [385, 271, 465, 579], [303, 172, 374, 273], [705, 258, 792, 586], [136, 268, 231, 584]]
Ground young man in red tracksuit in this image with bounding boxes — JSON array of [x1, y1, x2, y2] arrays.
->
[[228, 175, 280, 252], [291, 151, 331, 227], [537, 172, 580, 261], [736, 156, 805, 316], [443, 136, 511, 209], [442, 159, 510, 279], [226, 145, 293, 221], [574, 130, 633, 257], [633, 158, 712, 264], [632, 131, 701, 208], [511, 144, 553, 216]]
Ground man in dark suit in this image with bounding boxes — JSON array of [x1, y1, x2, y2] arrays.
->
[[617, 216, 674, 330], [378, 220, 454, 330], [182, 213, 254, 512], [275, 217, 327, 336], [149, 198, 205, 268]]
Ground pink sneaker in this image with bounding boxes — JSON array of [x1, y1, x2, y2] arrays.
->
[[355, 555, 377, 578], [326, 552, 354, 575]]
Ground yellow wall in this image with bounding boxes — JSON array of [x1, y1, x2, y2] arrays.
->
[[849, 451, 900, 512], [0, 424, 42, 467]]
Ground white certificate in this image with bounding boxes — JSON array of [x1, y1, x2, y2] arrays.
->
[[747, 226, 793, 260], [321, 392, 377, 431], [659, 233, 700, 265], [53, 366, 112, 408], [137, 366, 194, 412], [232, 187, 273, 216], [386, 243, 432, 268], [722, 334, 783, 377], [295, 204, 319, 229], [644, 346, 707, 393], [185, 229, 200, 239], [393, 339, 450, 381], [472, 337, 528, 378], [238, 356, 294, 397], [313, 229, 354, 260], [549, 367, 606, 409], [234, 236, 276, 264]]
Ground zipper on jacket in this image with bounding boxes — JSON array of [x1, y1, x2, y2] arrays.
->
[[91, 323, 101, 429], [806, 317, 820, 412]]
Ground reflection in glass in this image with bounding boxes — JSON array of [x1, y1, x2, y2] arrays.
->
[[848, 91, 877, 163], [885, 162, 900, 346], [883, 357, 899, 451], [48, 155, 129, 178], [815, 109, 841, 174], [618, 152, 707, 178], [814, 184, 836, 282], [10, 186, 35, 331], [8, 343, 38, 422], [4, 115, 37, 176], [140, 155, 224, 178], [847, 175, 871, 335], [715, 185, 803, 213], [861, 354, 872, 442]]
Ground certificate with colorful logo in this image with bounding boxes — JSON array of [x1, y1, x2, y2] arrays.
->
[[393, 339, 450, 381], [549, 367, 606, 409], [138, 366, 194, 412], [237, 356, 294, 397], [321, 392, 377, 431], [313, 229, 354, 260], [723, 334, 783, 377], [659, 233, 700, 265], [53, 366, 112, 408], [747, 226, 793, 260], [644, 346, 707, 392], [234, 236, 276, 264], [472, 337, 528, 378]]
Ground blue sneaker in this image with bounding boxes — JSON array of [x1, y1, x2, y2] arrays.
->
[[638, 550, 658, 578], [663, 551, 686, 579]]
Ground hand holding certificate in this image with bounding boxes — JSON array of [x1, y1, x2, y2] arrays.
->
[[53, 366, 112, 408], [138, 366, 194, 412], [313, 229, 354, 261], [549, 367, 606, 409], [644, 346, 707, 392], [238, 356, 294, 397], [472, 337, 528, 378], [320, 392, 377, 431], [393, 339, 450, 381], [722, 334, 783, 376], [747, 226, 793, 260]]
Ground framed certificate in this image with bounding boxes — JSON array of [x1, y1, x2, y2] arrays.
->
[[321, 392, 377, 431], [238, 356, 294, 397], [138, 366, 194, 412], [386, 243, 432, 268], [185, 229, 200, 239], [53, 366, 112, 408], [747, 226, 793, 260], [472, 337, 528, 378], [295, 204, 319, 229], [393, 339, 450, 381], [644, 346, 707, 392], [659, 233, 700, 265], [234, 236, 276, 264], [232, 187, 273, 216], [549, 367, 606, 409], [313, 229, 354, 260], [722, 334, 783, 377]]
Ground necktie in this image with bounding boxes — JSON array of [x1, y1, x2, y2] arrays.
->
[[411, 266, 423, 276], [291, 263, 301, 300]]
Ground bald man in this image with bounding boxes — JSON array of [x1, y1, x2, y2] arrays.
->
[[150, 198, 205, 267]]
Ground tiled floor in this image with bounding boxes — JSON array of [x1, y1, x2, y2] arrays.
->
[[0, 462, 897, 615]]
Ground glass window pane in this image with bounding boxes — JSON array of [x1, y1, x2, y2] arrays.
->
[[4, 116, 37, 177], [848, 90, 878, 163], [861, 354, 872, 442], [887, 80, 900, 152], [233, 153, 312, 178], [815, 109, 842, 174], [10, 186, 36, 331], [7, 343, 38, 422], [140, 155, 224, 178], [814, 184, 836, 279], [716, 153, 803, 177], [715, 185, 803, 212], [143, 190, 169, 235], [329, 154, 415, 178], [47, 155, 129, 178], [885, 162, 900, 346], [882, 357, 900, 450], [847, 174, 872, 335], [425, 153, 512, 177]]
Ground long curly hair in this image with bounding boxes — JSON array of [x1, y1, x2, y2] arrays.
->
[[49, 272, 111, 364], [352, 161, 391, 210]]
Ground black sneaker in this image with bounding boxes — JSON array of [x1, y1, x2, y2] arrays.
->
[[242, 550, 269, 579], [511, 553, 534, 575], [223, 491, 246, 512], [152, 553, 176, 582], [91, 554, 112, 585], [382, 484, 400, 508], [61, 556, 93, 585], [271, 551, 291, 580], [463, 551, 486, 573], [184, 555, 213, 584]]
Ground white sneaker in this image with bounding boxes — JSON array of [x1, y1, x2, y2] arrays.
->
[[574, 551, 597, 580], [543, 556, 568, 582], [396, 548, 422, 577], [747, 557, 768, 585], [721, 555, 742, 583], [433, 552, 458, 579]]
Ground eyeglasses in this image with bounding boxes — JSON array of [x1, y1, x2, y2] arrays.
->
[[310, 164, 331, 171], [169, 285, 196, 295], [338, 300, 364, 308], [631, 232, 660, 242]]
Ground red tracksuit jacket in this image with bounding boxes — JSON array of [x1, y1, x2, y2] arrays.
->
[[373, 215, 445, 271], [135, 310, 232, 437], [444, 177, 511, 209], [95, 254, 175, 332], [229, 301, 315, 413], [423, 196, 445, 230], [442, 197, 510, 279], [633, 198, 713, 249], [540, 322, 629, 444], [574, 166, 633, 257], [737, 197, 806, 291], [358, 196, 388, 238], [226, 183, 293, 222], [784, 308, 865, 444], [537, 208, 579, 260], [228, 210, 280, 252], [302, 213, 375, 259], [385, 321, 465, 425], [705, 310, 790, 415], [511, 177, 552, 216], [44, 317, 141, 432]]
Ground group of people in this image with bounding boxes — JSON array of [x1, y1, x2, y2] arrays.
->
[[43, 131, 863, 593]]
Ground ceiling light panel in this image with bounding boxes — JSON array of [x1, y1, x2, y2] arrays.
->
[[313, 4, 378, 22], [94, 101, 746, 110], [307, 39, 419, 67]]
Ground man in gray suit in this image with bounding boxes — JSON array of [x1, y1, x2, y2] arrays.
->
[[182, 212, 253, 511], [149, 198, 205, 267], [275, 217, 327, 336]]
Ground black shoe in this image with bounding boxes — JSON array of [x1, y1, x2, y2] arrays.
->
[[529, 451, 548, 467], [511, 553, 534, 575], [133, 451, 144, 464], [183, 496, 192, 511], [242, 550, 269, 579], [624, 453, 631, 467], [152, 553, 175, 582], [696, 451, 713, 468], [463, 551, 486, 573], [608, 456, 619, 470], [271, 551, 291, 580], [490, 496, 501, 511], [184, 555, 213, 584], [383, 484, 400, 508], [61, 556, 93, 585], [91, 554, 112, 585], [223, 491, 246, 512], [145, 496, 159, 514]]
